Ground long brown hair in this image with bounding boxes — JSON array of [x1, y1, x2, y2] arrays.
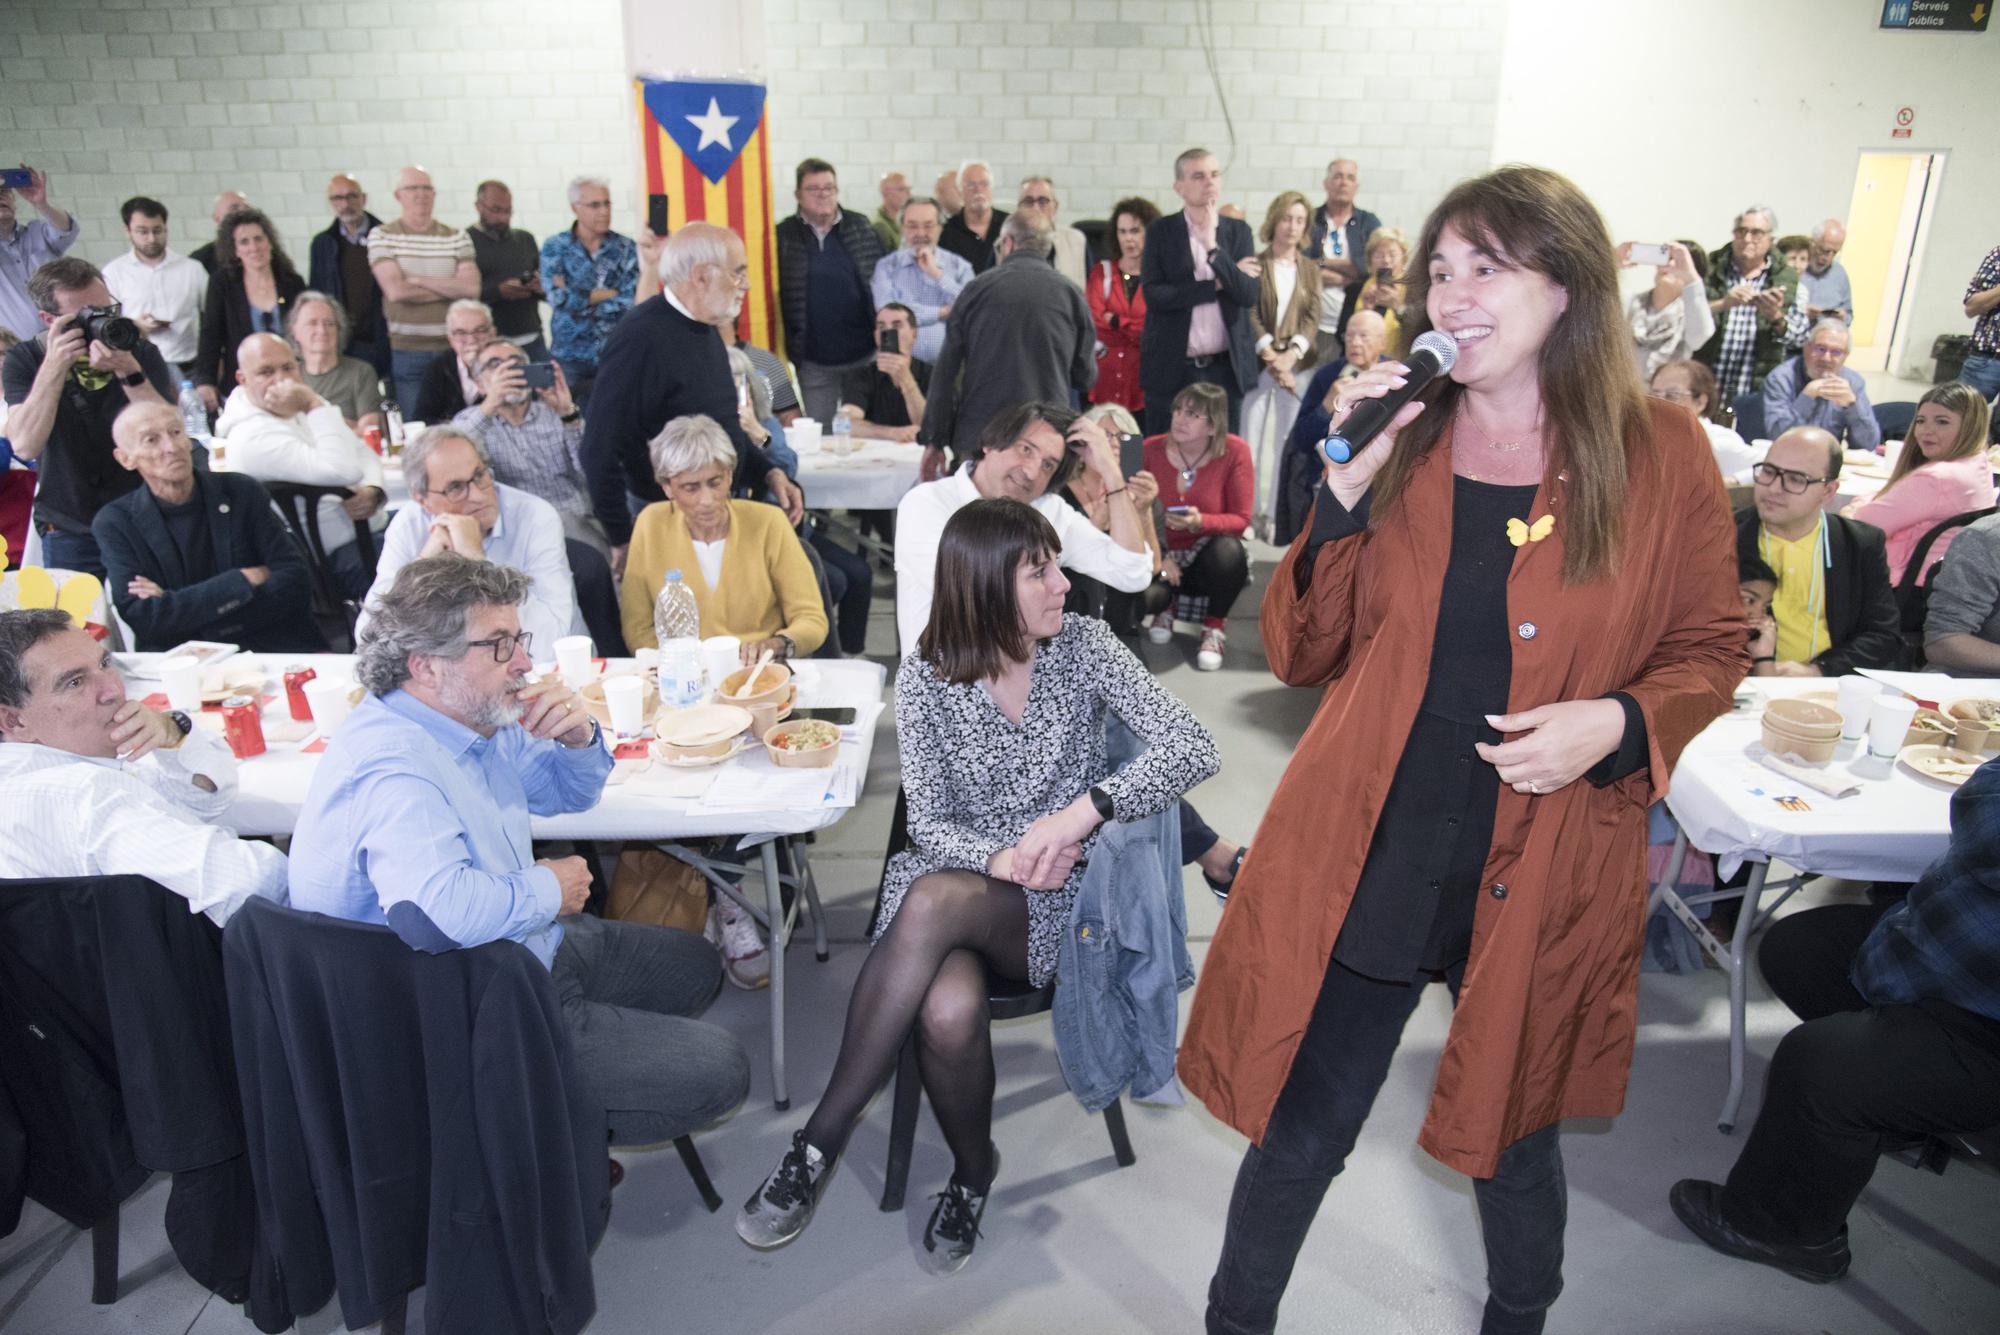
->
[[918, 499, 1062, 683], [1882, 380, 1991, 490], [1371, 166, 1650, 582]]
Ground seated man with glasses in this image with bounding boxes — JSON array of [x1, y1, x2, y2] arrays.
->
[[1733, 426, 1900, 677], [452, 338, 605, 554], [358, 425, 583, 652], [414, 299, 498, 424], [1761, 320, 1880, 450], [289, 554, 750, 1160]]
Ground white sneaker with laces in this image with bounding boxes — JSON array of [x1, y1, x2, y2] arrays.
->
[[1197, 627, 1226, 671], [711, 897, 771, 990], [1147, 612, 1174, 645]]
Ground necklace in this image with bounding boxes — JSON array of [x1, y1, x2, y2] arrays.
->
[[1168, 441, 1204, 492]]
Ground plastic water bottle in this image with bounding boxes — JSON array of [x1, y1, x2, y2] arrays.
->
[[654, 571, 706, 707], [177, 381, 210, 445], [831, 412, 853, 454]]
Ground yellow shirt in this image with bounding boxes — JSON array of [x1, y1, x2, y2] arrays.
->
[[618, 499, 829, 654], [1762, 521, 1831, 663]]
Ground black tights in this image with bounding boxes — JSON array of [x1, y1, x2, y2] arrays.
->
[[802, 871, 1030, 1188]]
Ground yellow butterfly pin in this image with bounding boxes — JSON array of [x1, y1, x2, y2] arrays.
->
[[1506, 514, 1556, 547]]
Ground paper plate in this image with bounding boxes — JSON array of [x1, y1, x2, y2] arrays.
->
[[1897, 744, 1985, 787]]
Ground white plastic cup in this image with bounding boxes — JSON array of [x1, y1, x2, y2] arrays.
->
[[303, 678, 353, 737], [1836, 676, 1880, 741], [1867, 695, 1920, 759], [602, 675, 645, 737], [553, 635, 595, 684], [786, 420, 822, 455], [701, 635, 742, 692], [160, 655, 202, 713]]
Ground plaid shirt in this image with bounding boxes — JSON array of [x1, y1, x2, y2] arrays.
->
[[1853, 756, 2000, 1023], [451, 401, 590, 524], [1712, 257, 1771, 407], [1968, 246, 2000, 355]]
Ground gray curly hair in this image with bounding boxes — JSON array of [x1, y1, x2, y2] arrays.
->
[[355, 554, 530, 696]]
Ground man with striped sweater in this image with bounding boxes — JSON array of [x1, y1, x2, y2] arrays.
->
[[369, 165, 480, 409]]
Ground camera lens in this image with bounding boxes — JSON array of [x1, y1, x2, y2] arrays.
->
[[83, 311, 141, 352]]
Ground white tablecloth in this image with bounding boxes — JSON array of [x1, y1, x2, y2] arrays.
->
[[796, 440, 924, 511], [1664, 675, 2000, 882], [116, 653, 887, 841]]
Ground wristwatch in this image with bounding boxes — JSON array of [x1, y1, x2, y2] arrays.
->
[[1087, 785, 1115, 823], [774, 632, 797, 660], [165, 709, 193, 748]]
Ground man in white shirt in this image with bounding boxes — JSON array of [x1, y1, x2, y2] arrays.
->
[[0, 608, 288, 924], [894, 401, 1151, 656], [215, 332, 388, 597], [99, 196, 207, 382], [358, 425, 581, 651]]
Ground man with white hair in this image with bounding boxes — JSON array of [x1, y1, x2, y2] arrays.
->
[[539, 175, 636, 406], [415, 298, 498, 423], [1800, 219, 1852, 326], [582, 223, 803, 573], [1696, 204, 1798, 407], [1761, 319, 1880, 449], [939, 160, 1007, 275], [369, 165, 480, 409], [1014, 175, 1089, 289], [358, 426, 581, 651], [215, 331, 387, 597]]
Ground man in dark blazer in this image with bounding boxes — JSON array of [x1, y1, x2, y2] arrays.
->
[[1734, 426, 1900, 677], [579, 223, 802, 570], [307, 174, 390, 374], [92, 402, 324, 653], [1138, 148, 1262, 437]]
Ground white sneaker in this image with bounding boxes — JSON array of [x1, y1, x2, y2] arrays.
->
[[1197, 627, 1226, 671], [710, 897, 771, 990], [1147, 612, 1174, 645]]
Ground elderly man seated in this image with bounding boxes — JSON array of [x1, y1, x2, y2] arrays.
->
[[215, 332, 387, 597], [1921, 511, 2000, 674], [619, 414, 826, 660], [287, 555, 749, 1153], [0, 607, 288, 923], [1273, 308, 1390, 544], [1734, 426, 1900, 677], [451, 338, 605, 554], [1761, 320, 1879, 450], [93, 403, 324, 652], [1670, 754, 2000, 1284], [358, 425, 581, 652]]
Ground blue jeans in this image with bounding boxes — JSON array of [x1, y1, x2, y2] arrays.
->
[[551, 912, 750, 1146], [1206, 957, 1566, 1335], [1958, 352, 2000, 402], [36, 524, 105, 579], [390, 347, 433, 412]]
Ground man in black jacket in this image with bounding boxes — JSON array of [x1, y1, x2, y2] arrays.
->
[[92, 402, 324, 653], [306, 175, 389, 374], [579, 223, 802, 573], [1734, 426, 1901, 677], [1138, 148, 1262, 437], [774, 158, 884, 426]]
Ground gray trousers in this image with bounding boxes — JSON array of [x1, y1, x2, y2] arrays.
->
[[552, 913, 750, 1146], [796, 355, 872, 427]]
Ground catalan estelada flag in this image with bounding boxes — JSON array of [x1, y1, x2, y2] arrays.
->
[[636, 78, 783, 357]]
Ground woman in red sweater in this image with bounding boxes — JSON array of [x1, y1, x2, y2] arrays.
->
[[1087, 197, 1159, 417], [1142, 382, 1253, 670]]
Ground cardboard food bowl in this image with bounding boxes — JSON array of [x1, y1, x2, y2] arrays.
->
[[1945, 698, 2000, 737], [1761, 718, 1838, 763], [579, 674, 659, 730], [763, 719, 840, 768], [1762, 697, 1842, 738], [654, 703, 753, 760], [716, 662, 793, 709], [1904, 708, 1956, 748]]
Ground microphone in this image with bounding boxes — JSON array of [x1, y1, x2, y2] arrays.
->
[[1321, 329, 1459, 464]]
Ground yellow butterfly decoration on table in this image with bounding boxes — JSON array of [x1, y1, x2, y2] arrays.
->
[[1506, 514, 1556, 547]]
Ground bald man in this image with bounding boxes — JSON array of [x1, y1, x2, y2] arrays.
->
[[187, 190, 249, 276], [873, 171, 911, 251], [1801, 219, 1852, 325], [91, 402, 324, 652], [309, 173, 390, 374], [215, 332, 387, 597], [369, 165, 480, 408]]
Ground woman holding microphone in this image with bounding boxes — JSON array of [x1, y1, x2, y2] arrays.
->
[[1179, 166, 1748, 1334]]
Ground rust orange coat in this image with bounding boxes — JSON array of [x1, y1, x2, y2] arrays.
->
[[1177, 399, 1748, 1177]]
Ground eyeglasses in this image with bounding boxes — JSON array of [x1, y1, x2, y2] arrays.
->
[[1733, 226, 1771, 238], [422, 464, 493, 502], [464, 629, 532, 663], [1752, 462, 1831, 493], [446, 324, 495, 343], [799, 184, 838, 196], [1018, 195, 1054, 208], [1649, 386, 1697, 404], [1805, 343, 1848, 360]]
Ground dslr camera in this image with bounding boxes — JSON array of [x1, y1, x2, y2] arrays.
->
[[65, 304, 141, 352]]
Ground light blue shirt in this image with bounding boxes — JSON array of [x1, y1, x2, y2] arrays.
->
[[1800, 261, 1853, 323], [870, 246, 973, 364], [286, 687, 612, 968], [1, 214, 80, 339], [1761, 355, 1880, 450]]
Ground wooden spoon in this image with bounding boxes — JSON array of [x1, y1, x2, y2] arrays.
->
[[733, 646, 776, 700]]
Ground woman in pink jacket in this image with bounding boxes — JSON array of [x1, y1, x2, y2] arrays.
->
[[1845, 382, 1995, 582]]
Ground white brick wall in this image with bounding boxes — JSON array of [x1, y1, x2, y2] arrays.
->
[[4, 0, 1506, 284]]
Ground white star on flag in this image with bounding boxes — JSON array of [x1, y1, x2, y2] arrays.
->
[[685, 98, 740, 153]]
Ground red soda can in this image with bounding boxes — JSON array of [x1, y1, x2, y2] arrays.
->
[[284, 664, 317, 720], [221, 695, 267, 759], [362, 424, 383, 454]]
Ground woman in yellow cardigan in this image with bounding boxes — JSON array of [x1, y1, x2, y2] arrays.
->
[[619, 414, 828, 660]]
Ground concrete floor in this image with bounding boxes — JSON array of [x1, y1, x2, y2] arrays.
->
[[6, 522, 1998, 1335]]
